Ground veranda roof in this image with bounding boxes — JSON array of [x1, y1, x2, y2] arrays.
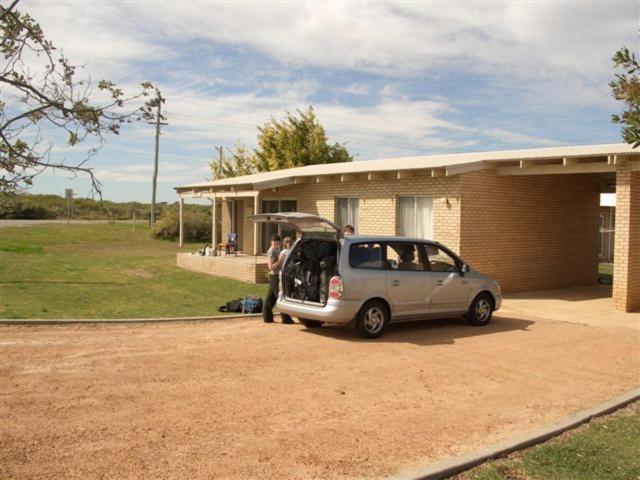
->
[[175, 143, 639, 194]]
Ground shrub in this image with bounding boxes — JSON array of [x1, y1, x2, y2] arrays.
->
[[152, 207, 211, 243]]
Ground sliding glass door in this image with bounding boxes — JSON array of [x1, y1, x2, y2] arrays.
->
[[260, 200, 297, 253]]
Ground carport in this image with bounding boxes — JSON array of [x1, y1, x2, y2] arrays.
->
[[487, 154, 639, 313]]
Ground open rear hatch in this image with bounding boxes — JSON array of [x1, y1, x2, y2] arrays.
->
[[250, 212, 341, 305], [249, 212, 341, 237]]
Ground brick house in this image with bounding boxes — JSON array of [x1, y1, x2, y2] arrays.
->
[[175, 143, 640, 312]]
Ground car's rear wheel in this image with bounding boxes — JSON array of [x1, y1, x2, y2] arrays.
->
[[465, 293, 494, 326], [298, 318, 325, 328], [355, 300, 389, 339]]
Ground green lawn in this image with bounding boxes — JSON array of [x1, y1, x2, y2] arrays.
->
[[457, 402, 640, 480], [598, 262, 614, 284], [0, 223, 267, 319]]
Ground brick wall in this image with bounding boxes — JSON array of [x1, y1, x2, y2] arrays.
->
[[241, 198, 256, 253], [459, 170, 600, 293], [177, 253, 268, 284], [255, 174, 463, 251], [613, 168, 640, 312], [221, 200, 232, 246]]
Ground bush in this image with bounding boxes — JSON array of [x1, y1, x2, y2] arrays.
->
[[152, 207, 211, 243], [0, 201, 58, 219]]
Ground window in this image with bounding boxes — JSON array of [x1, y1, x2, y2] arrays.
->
[[336, 197, 359, 232], [349, 242, 384, 270], [384, 242, 426, 271], [397, 196, 433, 239], [260, 199, 297, 253], [424, 244, 460, 272]]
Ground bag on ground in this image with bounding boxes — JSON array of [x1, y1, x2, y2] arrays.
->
[[218, 298, 243, 313], [218, 296, 263, 313], [240, 296, 263, 313]]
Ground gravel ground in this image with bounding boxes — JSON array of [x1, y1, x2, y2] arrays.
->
[[1, 314, 638, 479]]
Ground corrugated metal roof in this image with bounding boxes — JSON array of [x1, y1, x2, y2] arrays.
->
[[175, 143, 638, 192]]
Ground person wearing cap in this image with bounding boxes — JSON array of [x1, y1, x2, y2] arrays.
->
[[263, 233, 294, 324]]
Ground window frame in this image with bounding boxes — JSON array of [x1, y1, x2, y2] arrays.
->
[[396, 195, 434, 239], [335, 196, 360, 232], [383, 241, 428, 272], [422, 242, 464, 273], [348, 241, 386, 270]]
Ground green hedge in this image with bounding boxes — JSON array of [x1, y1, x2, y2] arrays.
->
[[152, 207, 211, 243]]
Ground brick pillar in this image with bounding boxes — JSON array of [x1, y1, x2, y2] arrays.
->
[[612, 166, 640, 312]]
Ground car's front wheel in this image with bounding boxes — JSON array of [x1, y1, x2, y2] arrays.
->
[[298, 318, 325, 328], [465, 293, 494, 326], [355, 300, 389, 339]]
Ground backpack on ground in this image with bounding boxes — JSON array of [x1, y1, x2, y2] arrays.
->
[[240, 296, 263, 314], [218, 296, 263, 314], [218, 298, 243, 313]]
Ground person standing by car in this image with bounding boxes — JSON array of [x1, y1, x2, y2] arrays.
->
[[343, 225, 355, 236], [263, 234, 294, 324], [280, 236, 293, 260]]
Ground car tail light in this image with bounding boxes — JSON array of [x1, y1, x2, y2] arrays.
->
[[329, 276, 343, 300]]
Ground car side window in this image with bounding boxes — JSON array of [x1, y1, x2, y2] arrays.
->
[[349, 242, 384, 270], [384, 243, 426, 271], [424, 244, 460, 272]]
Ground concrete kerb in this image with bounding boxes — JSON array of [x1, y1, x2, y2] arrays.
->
[[0, 313, 264, 325], [391, 387, 640, 480]]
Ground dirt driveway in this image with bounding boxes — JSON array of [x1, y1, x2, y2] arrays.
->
[[1, 314, 638, 479]]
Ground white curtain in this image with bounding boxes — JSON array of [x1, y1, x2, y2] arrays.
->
[[416, 196, 433, 239], [337, 198, 359, 231], [398, 196, 432, 239], [398, 196, 415, 237]]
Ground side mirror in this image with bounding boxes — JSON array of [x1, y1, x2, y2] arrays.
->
[[460, 263, 470, 275]]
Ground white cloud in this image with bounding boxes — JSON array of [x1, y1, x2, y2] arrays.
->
[[342, 83, 371, 96], [16, 0, 630, 201], [94, 161, 209, 183]]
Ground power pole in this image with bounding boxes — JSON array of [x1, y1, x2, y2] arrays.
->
[[149, 91, 167, 226]]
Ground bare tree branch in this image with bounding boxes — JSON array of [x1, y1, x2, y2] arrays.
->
[[0, 5, 160, 197]]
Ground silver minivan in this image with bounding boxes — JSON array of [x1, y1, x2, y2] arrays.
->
[[251, 212, 502, 339]]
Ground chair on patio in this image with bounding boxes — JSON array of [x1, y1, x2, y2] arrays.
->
[[219, 232, 238, 256]]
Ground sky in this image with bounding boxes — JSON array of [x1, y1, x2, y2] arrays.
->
[[11, 0, 639, 203]]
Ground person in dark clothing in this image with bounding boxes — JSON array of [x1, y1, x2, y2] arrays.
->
[[263, 234, 294, 324]]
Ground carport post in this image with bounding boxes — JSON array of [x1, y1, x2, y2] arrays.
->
[[253, 193, 259, 255], [212, 196, 217, 247], [612, 164, 640, 312], [178, 195, 184, 247]]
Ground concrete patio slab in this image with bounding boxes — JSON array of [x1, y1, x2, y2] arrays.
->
[[501, 284, 640, 330]]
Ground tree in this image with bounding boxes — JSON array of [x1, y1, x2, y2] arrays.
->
[[254, 106, 353, 172], [211, 107, 353, 179], [0, 3, 159, 198], [210, 142, 256, 180], [610, 47, 640, 148]]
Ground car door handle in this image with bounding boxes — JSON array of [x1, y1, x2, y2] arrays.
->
[[436, 280, 443, 286], [392, 280, 400, 286]]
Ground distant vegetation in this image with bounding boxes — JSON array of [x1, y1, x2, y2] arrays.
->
[[0, 193, 209, 223], [152, 207, 211, 243]]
